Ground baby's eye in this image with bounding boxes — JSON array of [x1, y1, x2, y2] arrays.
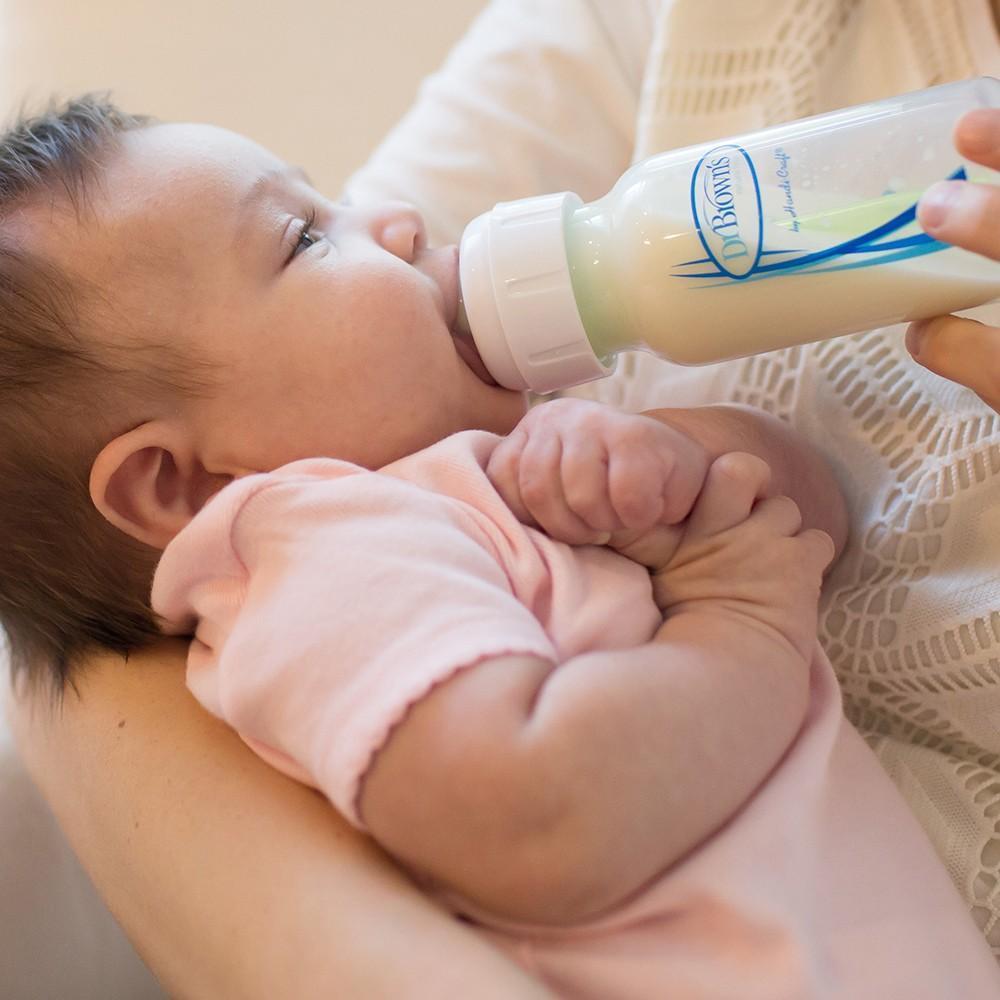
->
[[288, 208, 322, 261], [293, 225, 318, 256]]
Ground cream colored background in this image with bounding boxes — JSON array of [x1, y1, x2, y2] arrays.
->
[[0, 0, 486, 195]]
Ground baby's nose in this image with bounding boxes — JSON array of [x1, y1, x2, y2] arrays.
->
[[365, 201, 427, 262]]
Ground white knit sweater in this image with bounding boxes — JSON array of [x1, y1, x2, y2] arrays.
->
[[349, 0, 1000, 956]]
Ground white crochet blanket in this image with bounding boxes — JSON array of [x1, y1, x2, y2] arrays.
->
[[571, 0, 1000, 954]]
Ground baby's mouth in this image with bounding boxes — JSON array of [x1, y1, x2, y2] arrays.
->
[[445, 256, 497, 387], [451, 322, 498, 387]]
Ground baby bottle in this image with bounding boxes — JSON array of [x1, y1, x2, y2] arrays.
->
[[457, 77, 1000, 393]]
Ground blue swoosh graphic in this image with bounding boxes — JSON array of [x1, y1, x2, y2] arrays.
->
[[686, 238, 949, 289], [673, 166, 966, 282]]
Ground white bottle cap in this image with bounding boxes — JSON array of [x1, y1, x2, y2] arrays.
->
[[458, 192, 614, 393]]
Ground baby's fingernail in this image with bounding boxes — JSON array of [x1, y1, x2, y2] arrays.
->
[[593, 531, 612, 545], [918, 182, 965, 232]]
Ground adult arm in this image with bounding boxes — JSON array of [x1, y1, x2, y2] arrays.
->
[[343, 0, 655, 244], [7, 642, 552, 1000]]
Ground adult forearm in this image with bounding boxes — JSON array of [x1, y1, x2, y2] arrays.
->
[[8, 643, 553, 1000], [645, 404, 849, 557]]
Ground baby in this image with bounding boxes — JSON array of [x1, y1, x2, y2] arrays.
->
[[3, 97, 998, 997]]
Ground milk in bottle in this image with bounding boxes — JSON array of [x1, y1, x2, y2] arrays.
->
[[457, 78, 1000, 392]]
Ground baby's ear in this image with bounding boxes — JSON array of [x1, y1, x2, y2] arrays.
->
[[90, 422, 229, 549]]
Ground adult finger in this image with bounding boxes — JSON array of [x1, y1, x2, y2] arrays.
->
[[954, 108, 1000, 171], [917, 180, 1000, 261], [905, 315, 1000, 411]]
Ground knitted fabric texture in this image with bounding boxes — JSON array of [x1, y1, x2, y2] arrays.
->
[[577, 0, 1000, 955]]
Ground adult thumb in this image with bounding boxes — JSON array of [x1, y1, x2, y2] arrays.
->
[[905, 315, 1000, 409]]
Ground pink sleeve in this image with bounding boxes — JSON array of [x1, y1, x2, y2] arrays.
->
[[153, 468, 558, 828]]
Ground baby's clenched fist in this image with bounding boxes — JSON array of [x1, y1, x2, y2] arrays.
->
[[486, 398, 709, 547]]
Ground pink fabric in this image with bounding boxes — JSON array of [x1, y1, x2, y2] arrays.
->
[[152, 430, 1000, 998], [153, 431, 658, 823], [476, 656, 1000, 997]]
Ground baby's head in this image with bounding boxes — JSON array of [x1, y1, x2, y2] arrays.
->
[[1, 94, 525, 691]]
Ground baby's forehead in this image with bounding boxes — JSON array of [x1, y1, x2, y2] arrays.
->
[[63, 124, 284, 271], [107, 123, 285, 215], [10, 123, 282, 322]]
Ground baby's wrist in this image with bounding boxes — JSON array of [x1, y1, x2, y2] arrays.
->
[[651, 598, 812, 665]]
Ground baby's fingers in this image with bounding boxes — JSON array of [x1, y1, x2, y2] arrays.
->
[[606, 445, 668, 529], [560, 435, 625, 533], [608, 522, 683, 570], [519, 433, 606, 544], [486, 429, 534, 525], [686, 453, 771, 537], [798, 527, 837, 574], [906, 315, 1000, 412]]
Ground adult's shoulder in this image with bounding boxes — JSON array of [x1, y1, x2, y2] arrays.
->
[[344, 0, 659, 245], [581, 0, 660, 90]]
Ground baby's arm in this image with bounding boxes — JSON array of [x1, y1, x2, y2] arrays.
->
[[361, 451, 835, 927]]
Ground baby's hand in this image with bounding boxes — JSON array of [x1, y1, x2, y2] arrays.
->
[[651, 453, 836, 661], [486, 398, 709, 546]]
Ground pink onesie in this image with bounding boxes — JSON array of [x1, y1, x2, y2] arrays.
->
[[152, 430, 1000, 998]]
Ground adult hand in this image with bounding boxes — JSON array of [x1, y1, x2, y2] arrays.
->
[[906, 108, 1000, 411]]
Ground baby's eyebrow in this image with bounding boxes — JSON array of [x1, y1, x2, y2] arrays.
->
[[234, 164, 313, 261], [237, 164, 311, 214]]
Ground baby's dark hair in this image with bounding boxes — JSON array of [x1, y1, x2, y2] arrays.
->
[[0, 94, 212, 694]]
